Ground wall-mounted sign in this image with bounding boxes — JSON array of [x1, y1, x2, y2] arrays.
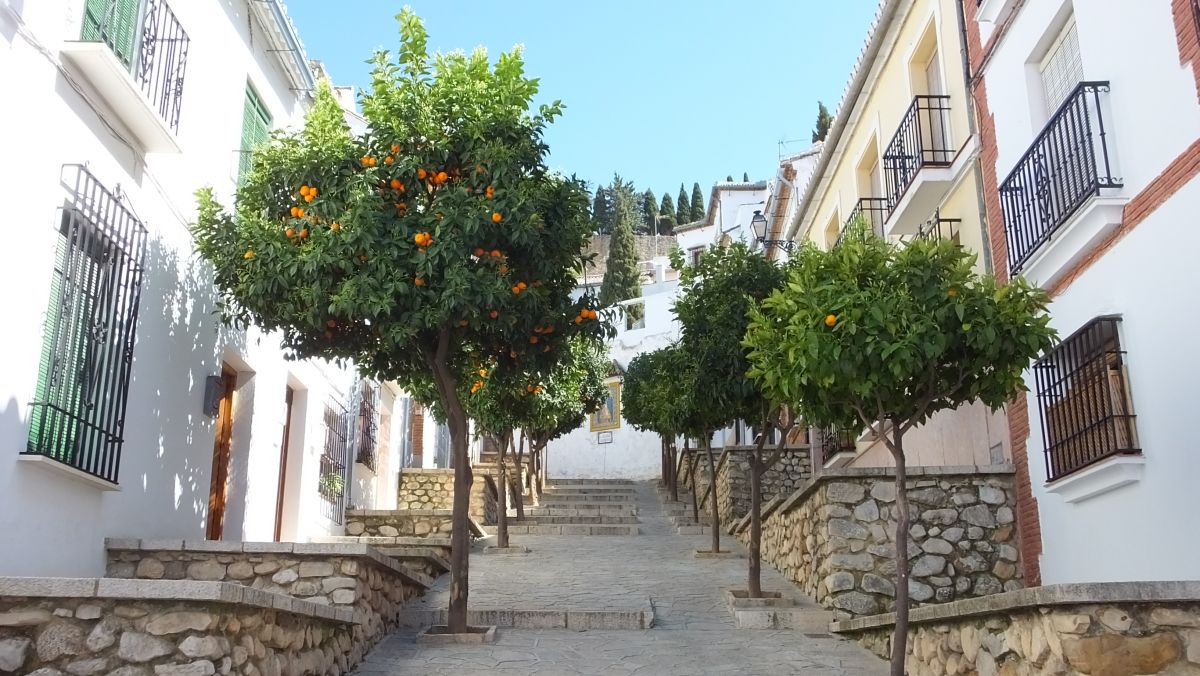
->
[[589, 379, 621, 432], [597, 431, 613, 444]]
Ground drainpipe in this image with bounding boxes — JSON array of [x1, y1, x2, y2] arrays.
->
[[956, 0, 995, 274]]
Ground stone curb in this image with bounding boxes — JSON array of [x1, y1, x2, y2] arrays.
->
[[399, 606, 654, 630], [830, 580, 1200, 633], [777, 464, 1016, 516], [0, 577, 356, 624]]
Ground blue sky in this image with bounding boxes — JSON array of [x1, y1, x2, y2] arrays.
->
[[285, 2, 878, 198]]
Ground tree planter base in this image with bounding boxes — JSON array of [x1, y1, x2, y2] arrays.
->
[[415, 625, 498, 644], [725, 589, 794, 609], [693, 549, 741, 559], [483, 545, 531, 555]]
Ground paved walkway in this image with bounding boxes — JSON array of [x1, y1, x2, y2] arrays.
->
[[353, 481, 887, 675]]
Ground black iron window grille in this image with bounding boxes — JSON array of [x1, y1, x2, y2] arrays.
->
[[914, 209, 963, 243], [319, 400, 352, 523], [1192, 0, 1200, 42], [354, 381, 380, 472], [81, 0, 189, 133], [883, 95, 955, 208], [1000, 82, 1121, 274], [25, 165, 148, 484], [1034, 316, 1139, 482], [837, 197, 891, 246]]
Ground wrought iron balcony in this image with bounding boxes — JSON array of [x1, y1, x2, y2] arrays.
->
[[77, 0, 189, 135], [883, 95, 954, 209], [914, 209, 963, 243], [1000, 82, 1121, 274], [836, 198, 890, 246]]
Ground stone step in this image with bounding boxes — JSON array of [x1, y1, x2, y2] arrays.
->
[[515, 515, 640, 525], [545, 486, 638, 494], [310, 535, 451, 551], [547, 478, 635, 485], [541, 497, 637, 506], [541, 492, 637, 501], [483, 524, 640, 536], [373, 546, 451, 574], [677, 525, 712, 535], [524, 506, 638, 517], [398, 606, 652, 630]]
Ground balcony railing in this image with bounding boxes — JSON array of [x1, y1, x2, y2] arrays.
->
[[914, 209, 962, 243], [883, 95, 954, 209], [836, 197, 890, 246], [82, 0, 189, 133], [1034, 316, 1139, 482], [1000, 82, 1121, 274]]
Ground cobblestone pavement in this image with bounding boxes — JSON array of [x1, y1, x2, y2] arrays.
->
[[355, 481, 887, 675]]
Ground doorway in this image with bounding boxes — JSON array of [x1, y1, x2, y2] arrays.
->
[[273, 386, 295, 541], [206, 365, 237, 540]]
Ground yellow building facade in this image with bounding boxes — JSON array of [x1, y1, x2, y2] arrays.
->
[[786, 0, 1007, 468]]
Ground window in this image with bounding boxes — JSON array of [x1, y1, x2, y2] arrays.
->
[[26, 166, 148, 484], [1034, 317, 1139, 481], [1039, 19, 1083, 114], [318, 401, 351, 523], [81, 0, 140, 67], [688, 246, 704, 266], [238, 84, 272, 182], [354, 381, 379, 472]]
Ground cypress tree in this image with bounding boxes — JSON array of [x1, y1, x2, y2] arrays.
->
[[812, 100, 832, 143], [659, 193, 676, 233], [677, 184, 690, 226], [642, 189, 659, 235], [599, 190, 643, 315], [742, 172, 750, 182], [690, 182, 705, 222], [726, 175, 734, 182], [591, 186, 613, 234]]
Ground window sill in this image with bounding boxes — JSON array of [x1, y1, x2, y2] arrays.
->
[[18, 453, 120, 491], [1045, 454, 1143, 503], [977, 0, 1018, 25]]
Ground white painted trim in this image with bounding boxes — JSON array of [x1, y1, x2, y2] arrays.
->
[[17, 454, 121, 492], [1044, 454, 1144, 503], [884, 135, 980, 236], [58, 42, 181, 154], [1018, 196, 1127, 289], [977, 0, 1019, 26]]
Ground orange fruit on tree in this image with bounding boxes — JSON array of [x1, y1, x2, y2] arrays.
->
[[391, 143, 400, 153], [492, 212, 503, 222], [824, 314, 837, 327], [244, 250, 255, 259], [299, 185, 309, 196], [490, 249, 502, 258], [436, 171, 448, 184], [485, 185, 495, 199], [947, 287, 958, 298], [285, 227, 295, 238], [512, 286, 521, 295], [414, 277, 426, 286], [289, 206, 299, 217], [417, 168, 427, 180], [391, 179, 402, 190], [499, 264, 509, 274], [476, 164, 485, 173], [489, 310, 499, 319], [473, 247, 485, 257], [529, 336, 538, 344], [309, 187, 318, 197], [479, 369, 488, 377], [330, 222, 342, 231], [384, 156, 394, 165], [517, 281, 527, 290], [296, 208, 305, 218], [299, 228, 309, 238]]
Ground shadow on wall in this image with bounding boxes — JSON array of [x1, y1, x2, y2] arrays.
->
[[110, 234, 248, 541]]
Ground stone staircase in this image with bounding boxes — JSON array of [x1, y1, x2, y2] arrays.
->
[[657, 485, 717, 535], [491, 479, 642, 536]]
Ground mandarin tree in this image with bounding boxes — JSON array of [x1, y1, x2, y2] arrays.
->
[[191, 11, 605, 633], [743, 229, 1055, 674], [669, 242, 786, 558], [622, 346, 690, 502]]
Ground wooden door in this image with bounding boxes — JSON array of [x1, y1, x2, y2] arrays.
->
[[273, 386, 295, 541], [206, 365, 237, 540]]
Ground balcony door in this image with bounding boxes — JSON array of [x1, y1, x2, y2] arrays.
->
[[82, 0, 141, 67], [922, 50, 952, 163]]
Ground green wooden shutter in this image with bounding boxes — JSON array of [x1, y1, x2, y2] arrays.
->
[[81, 0, 141, 69], [238, 85, 273, 183]]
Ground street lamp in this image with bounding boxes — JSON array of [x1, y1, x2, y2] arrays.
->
[[750, 209, 795, 253]]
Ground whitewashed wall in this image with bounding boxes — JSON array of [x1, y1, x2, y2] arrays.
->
[[982, 0, 1200, 582], [0, 0, 380, 576]]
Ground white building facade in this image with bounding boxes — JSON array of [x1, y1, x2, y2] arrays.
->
[[0, 0, 411, 577], [969, 0, 1200, 584]]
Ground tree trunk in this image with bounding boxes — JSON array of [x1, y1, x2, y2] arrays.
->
[[660, 438, 668, 489], [889, 426, 910, 676], [687, 441, 699, 522], [535, 440, 545, 499], [703, 435, 720, 553], [428, 336, 472, 633], [668, 440, 679, 502], [496, 432, 510, 549], [749, 436, 768, 597], [513, 431, 526, 521]]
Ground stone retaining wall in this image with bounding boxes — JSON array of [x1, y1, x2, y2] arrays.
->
[[736, 466, 1020, 618], [0, 578, 356, 676], [833, 582, 1200, 675], [715, 447, 812, 527], [346, 509, 454, 539], [104, 540, 426, 652], [397, 469, 455, 510]]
